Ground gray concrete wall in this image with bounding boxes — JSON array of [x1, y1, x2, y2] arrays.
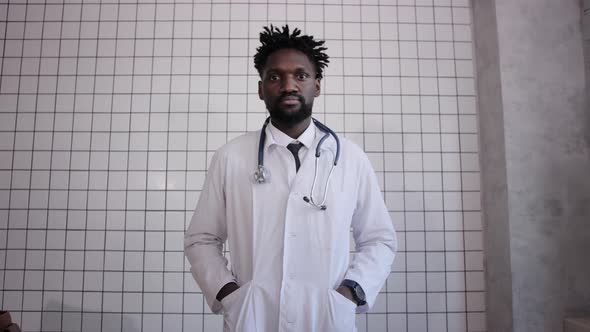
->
[[473, 0, 590, 331], [472, 1, 514, 331]]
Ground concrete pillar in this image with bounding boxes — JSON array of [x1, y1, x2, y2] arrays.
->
[[472, 1, 590, 331]]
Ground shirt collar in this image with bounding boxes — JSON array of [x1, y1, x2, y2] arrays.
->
[[266, 119, 316, 150]]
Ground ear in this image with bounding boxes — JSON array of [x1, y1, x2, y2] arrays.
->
[[258, 80, 264, 100], [314, 79, 321, 97]]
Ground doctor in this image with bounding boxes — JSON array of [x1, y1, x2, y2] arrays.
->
[[184, 25, 396, 332]]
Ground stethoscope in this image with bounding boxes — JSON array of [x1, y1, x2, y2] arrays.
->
[[253, 117, 341, 210]]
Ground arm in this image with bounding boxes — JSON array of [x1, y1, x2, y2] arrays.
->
[[343, 154, 397, 313], [184, 151, 236, 314]]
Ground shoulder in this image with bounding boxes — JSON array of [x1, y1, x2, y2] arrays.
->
[[338, 136, 372, 166], [340, 136, 366, 156], [210, 131, 259, 166], [217, 131, 258, 155]]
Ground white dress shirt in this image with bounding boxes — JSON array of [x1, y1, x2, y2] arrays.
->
[[267, 119, 315, 161], [184, 120, 397, 332]]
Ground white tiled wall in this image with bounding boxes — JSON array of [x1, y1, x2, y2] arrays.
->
[[0, 0, 486, 331]]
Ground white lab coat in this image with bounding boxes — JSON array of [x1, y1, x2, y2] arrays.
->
[[184, 123, 397, 332]]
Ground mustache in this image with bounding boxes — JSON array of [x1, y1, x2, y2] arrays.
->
[[277, 93, 305, 103]]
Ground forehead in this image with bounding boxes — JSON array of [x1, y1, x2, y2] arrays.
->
[[263, 48, 315, 73]]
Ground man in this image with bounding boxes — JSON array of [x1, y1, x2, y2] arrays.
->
[[184, 25, 396, 332]]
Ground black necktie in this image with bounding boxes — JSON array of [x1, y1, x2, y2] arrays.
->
[[286, 142, 303, 172]]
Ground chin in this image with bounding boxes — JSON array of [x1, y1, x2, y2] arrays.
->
[[269, 111, 310, 127], [281, 107, 304, 116], [267, 100, 313, 125]]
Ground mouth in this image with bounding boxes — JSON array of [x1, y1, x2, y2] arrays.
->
[[279, 95, 302, 106]]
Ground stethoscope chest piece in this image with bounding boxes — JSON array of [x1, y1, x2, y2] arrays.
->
[[253, 165, 270, 184]]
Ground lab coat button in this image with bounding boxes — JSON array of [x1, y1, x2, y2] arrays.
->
[[289, 273, 295, 279], [290, 232, 296, 238]]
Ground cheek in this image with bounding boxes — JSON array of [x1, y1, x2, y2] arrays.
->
[[263, 85, 279, 97], [304, 86, 319, 100]]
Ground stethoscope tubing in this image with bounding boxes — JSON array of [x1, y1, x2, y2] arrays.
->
[[254, 117, 340, 210], [311, 118, 340, 165]]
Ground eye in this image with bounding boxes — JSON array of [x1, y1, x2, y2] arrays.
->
[[268, 74, 280, 81], [296, 73, 310, 80]]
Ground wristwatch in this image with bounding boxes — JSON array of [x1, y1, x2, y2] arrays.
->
[[341, 279, 367, 306]]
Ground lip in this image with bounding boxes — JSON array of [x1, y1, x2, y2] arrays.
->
[[279, 96, 301, 106]]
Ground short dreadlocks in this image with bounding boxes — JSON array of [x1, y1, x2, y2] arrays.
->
[[254, 25, 330, 80]]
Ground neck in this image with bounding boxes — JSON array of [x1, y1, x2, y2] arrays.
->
[[271, 116, 312, 139]]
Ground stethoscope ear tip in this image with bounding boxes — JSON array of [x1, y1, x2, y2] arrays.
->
[[303, 196, 328, 210]]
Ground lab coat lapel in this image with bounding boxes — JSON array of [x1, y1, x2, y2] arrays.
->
[[250, 129, 291, 278]]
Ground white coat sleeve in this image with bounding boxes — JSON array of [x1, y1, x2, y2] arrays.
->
[[184, 151, 236, 314], [344, 153, 397, 313]]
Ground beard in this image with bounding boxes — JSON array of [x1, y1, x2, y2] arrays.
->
[[266, 93, 313, 127]]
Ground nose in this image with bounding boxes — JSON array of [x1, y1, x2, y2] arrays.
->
[[279, 76, 298, 93]]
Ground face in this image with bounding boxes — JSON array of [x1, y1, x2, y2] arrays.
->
[[258, 48, 321, 127]]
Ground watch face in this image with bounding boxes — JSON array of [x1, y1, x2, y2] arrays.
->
[[355, 284, 366, 301]]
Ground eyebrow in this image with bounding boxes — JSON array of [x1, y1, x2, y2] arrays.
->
[[266, 66, 311, 73]]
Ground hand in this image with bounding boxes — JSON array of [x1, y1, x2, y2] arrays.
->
[[216, 282, 239, 301], [336, 285, 358, 306]]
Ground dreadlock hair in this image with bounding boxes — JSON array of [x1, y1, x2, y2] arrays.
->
[[254, 25, 330, 80]]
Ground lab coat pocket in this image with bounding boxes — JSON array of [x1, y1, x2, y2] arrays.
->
[[221, 281, 256, 332], [323, 289, 357, 332]]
